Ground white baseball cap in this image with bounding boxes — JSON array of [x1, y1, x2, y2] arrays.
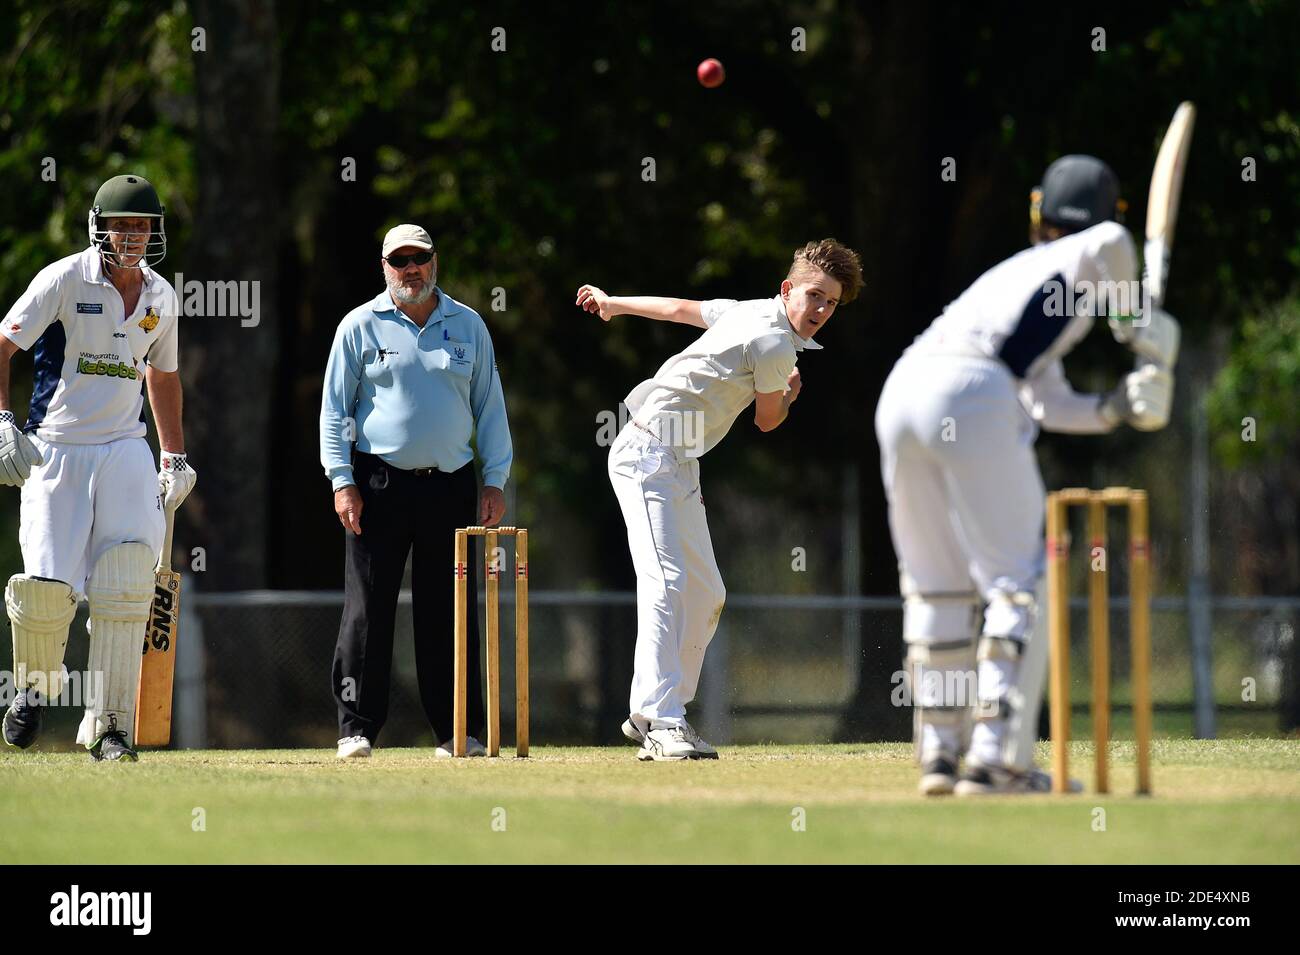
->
[[382, 224, 435, 258]]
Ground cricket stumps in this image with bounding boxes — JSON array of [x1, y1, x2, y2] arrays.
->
[[1046, 488, 1152, 795], [453, 526, 529, 758]]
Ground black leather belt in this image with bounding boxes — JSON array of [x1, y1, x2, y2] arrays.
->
[[355, 451, 452, 478]]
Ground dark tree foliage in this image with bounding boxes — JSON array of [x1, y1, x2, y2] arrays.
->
[[1, 0, 1297, 735]]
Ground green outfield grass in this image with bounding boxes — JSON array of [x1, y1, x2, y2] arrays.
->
[[2, 740, 1297, 863]]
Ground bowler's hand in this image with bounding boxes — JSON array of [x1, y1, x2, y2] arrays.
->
[[785, 369, 802, 404], [480, 486, 506, 527], [575, 285, 615, 322], [335, 486, 363, 535]]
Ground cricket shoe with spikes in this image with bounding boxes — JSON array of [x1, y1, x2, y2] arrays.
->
[[954, 762, 1081, 796], [918, 755, 959, 796], [88, 715, 137, 763], [679, 721, 718, 758], [2, 688, 43, 749], [336, 735, 372, 759], [636, 722, 719, 761], [435, 736, 487, 758], [624, 716, 719, 757]]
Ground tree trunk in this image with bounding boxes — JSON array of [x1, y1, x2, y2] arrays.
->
[[184, 0, 280, 589], [836, 2, 944, 742]]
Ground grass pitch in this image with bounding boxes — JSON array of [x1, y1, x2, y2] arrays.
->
[[2, 740, 1297, 863]]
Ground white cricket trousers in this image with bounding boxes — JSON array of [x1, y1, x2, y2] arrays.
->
[[20, 436, 164, 597], [608, 423, 726, 728], [875, 353, 1045, 602]]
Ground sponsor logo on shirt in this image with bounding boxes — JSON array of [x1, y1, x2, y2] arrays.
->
[[138, 305, 160, 333], [77, 353, 138, 380], [76, 303, 104, 314]]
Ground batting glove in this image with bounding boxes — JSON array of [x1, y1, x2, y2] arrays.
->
[[1099, 364, 1174, 432], [0, 411, 42, 486], [1109, 307, 1181, 369], [158, 450, 197, 510]]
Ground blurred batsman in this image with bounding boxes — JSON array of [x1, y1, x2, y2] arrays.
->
[[577, 240, 863, 760], [321, 224, 513, 759], [0, 174, 195, 761], [875, 156, 1180, 795]]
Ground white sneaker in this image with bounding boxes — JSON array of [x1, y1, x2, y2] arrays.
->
[[336, 736, 372, 759], [918, 755, 958, 796], [679, 720, 718, 758], [621, 715, 648, 745], [435, 736, 487, 758], [954, 762, 1082, 796], [636, 724, 718, 761]]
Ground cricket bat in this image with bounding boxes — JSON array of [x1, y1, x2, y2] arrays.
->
[[1143, 101, 1196, 311], [1130, 101, 1194, 418], [134, 504, 181, 746]]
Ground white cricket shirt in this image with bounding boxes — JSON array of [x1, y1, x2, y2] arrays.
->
[[2, 246, 180, 444], [905, 221, 1138, 432], [624, 294, 820, 457]]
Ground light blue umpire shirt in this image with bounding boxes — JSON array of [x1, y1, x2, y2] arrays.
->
[[319, 286, 513, 492]]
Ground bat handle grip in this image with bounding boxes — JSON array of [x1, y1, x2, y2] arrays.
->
[[159, 503, 178, 574]]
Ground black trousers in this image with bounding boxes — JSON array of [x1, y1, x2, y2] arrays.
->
[[332, 451, 484, 744]]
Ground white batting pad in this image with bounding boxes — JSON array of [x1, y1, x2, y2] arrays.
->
[[76, 543, 155, 746], [5, 575, 78, 700]]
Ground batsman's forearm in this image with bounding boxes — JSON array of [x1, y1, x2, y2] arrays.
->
[[609, 296, 702, 326], [146, 368, 186, 453], [0, 358, 9, 413]]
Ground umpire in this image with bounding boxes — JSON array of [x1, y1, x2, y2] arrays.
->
[[320, 224, 512, 759]]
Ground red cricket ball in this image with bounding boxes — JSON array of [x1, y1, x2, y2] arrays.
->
[[697, 58, 725, 88]]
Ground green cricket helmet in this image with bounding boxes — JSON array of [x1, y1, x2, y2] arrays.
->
[[88, 174, 167, 269]]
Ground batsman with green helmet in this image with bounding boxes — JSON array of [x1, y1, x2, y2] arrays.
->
[[0, 173, 195, 761]]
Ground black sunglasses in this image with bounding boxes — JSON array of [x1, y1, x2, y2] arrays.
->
[[385, 250, 434, 268]]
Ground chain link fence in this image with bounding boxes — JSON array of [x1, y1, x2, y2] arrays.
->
[[1, 586, 1294, 750], [7, 587, 1289, 748]]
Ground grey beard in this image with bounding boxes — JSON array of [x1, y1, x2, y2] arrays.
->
[[388, 272, 437, 305]]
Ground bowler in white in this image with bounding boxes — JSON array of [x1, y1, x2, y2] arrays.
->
[[576, 239, 864, 760]]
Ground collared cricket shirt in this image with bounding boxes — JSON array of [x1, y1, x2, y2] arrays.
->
[[1, 246, 180, 444], [319, 287, 513, 491], [623, 294, 821, 457]]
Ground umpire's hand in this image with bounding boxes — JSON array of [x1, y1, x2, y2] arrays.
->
[[480, 486, 506, 527], [335, 486, 363, 535]]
